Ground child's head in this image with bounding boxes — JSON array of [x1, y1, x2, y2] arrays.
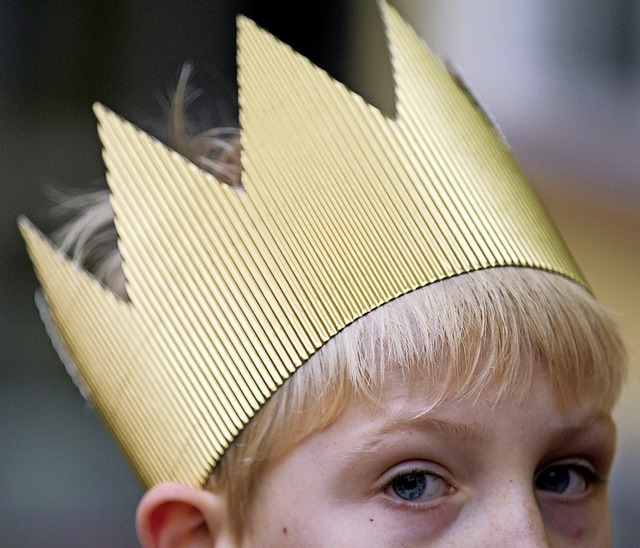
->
[[20, 2, 627, 546], [175, 267, 623, 545]]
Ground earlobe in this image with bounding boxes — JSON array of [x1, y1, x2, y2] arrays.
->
[[136, 481, 233, 547]]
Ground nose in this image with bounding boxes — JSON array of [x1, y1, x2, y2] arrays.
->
[[464, 482, 549, 547]]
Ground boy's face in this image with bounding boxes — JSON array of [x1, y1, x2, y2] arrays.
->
[[244, 363, 615, 546]]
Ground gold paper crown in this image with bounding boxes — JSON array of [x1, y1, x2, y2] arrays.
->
[[20, 1, 585, 488]]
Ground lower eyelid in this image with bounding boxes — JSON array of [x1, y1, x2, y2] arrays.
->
[[377, 484, 458, 518]]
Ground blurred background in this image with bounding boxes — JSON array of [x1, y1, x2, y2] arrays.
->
[[1, 1, 638, 546]]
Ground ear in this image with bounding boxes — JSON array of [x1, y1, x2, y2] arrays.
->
[[136, 481, 234, 547]]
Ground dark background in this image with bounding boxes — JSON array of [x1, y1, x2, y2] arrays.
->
[[2, 1, 639, 546]]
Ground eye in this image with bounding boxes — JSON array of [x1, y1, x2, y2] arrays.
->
[[535, 463, 599, 497], [386, 470, 449, 502]]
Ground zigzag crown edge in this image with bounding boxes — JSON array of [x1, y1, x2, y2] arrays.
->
[[19, 0, 586, 488]]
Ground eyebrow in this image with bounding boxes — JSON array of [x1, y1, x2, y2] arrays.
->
[[546, 412, 615, 446], [355, 412, 615, 456], [358, 416, 489, 455]]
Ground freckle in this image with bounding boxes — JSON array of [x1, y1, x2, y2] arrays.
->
[[282, 527, 288, 535]]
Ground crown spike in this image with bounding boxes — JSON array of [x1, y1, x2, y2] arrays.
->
[[20, 1, 586, 487]]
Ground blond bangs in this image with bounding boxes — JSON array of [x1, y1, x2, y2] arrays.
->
[[341, 268, 624, 408]]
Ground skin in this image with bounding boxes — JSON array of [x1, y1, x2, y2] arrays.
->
[[243, 366, 616, 547], [137, 362, 616, 547]]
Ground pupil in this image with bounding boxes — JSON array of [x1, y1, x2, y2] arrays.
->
[[536, 467, 570, 493], [392, 472, 427, 501]]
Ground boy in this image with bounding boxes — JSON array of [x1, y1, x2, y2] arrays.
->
[[20, 2, 626, 546]]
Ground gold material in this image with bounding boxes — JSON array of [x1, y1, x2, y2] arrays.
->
[[20, 1, 586, 488]]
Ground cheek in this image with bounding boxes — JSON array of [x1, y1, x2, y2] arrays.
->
[[540, 497, 611, 544], [252, 504, 460, 547], [358, 503, 460, 545], [243, 458, 338, 545]]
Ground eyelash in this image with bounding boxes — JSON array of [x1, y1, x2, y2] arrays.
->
[[383, 463, 601, 501], [573, 464, 601, 484], [382, 467, 453, 505], [534, 461, 603, 497]]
